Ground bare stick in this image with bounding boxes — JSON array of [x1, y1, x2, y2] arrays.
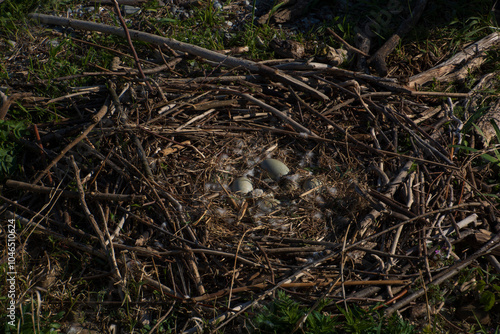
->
[[28, 13, 329, 101], [5, 179, 145, 202], [33, 97, 111, 184], [4, 211, 108, 259], [192, 279, 409, 302], [326, 28, 370, 57], [340, 224, 351, 310], [175, 108, 215, 131], [133, 134, 154, 179], [408, 32, 500, 88], [70, 156, 123, 283], [359, 160, 414, 236], [184, 246, 206, 296], [222, 88, 319, 137], [111, 0, 153, 91], [209, 250, 340, 333], [368, 0, 429, 76], [385, 232, 500, 315]]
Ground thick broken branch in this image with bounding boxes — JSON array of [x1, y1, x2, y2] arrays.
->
[[408, 32, 500, 88]]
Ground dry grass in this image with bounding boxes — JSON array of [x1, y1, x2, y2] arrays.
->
[[1, 1, 500, 333]]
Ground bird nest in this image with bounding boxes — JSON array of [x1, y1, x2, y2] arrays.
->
[[2, 7, 500, 333]]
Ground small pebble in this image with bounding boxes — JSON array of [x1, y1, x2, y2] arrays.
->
[[123, 5, 141, 15], [213, 1, 222, 10]]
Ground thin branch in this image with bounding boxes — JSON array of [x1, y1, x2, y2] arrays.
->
[[33, 96, 111, 184], [111, 0, 154, 91], [385, 232, 500, 315], [5, 179, 145, 202]]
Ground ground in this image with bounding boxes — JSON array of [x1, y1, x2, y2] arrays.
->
[[0, 0, 500, 333]]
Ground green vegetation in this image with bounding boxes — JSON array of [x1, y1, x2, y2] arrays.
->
[[0, 120, 27, 178], [251, 291, 339, 333], [462, 266, 500, 313], [250, 290, 415, 333], [2, 299, 65, 334], [453, 120, 500, 171]]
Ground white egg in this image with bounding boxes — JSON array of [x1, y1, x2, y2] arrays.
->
[[231, 177, 253, 194], [260, 159, 290, 180]]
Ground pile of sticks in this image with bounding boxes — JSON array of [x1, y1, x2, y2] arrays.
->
[[1, 9, 500, 332]]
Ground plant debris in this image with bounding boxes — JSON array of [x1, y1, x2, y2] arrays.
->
[[1, 1, 500, 332]]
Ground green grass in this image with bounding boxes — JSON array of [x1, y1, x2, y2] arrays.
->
[[148, 1, 226, 50], [3, 303, 65, 334], [249, 290, 415, 334], [147, 1, 289, 59], [0, 119, 28, 179]]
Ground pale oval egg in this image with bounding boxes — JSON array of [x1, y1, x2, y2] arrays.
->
[[260, 159, 290, 180], [231, 177, 253, 194]]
